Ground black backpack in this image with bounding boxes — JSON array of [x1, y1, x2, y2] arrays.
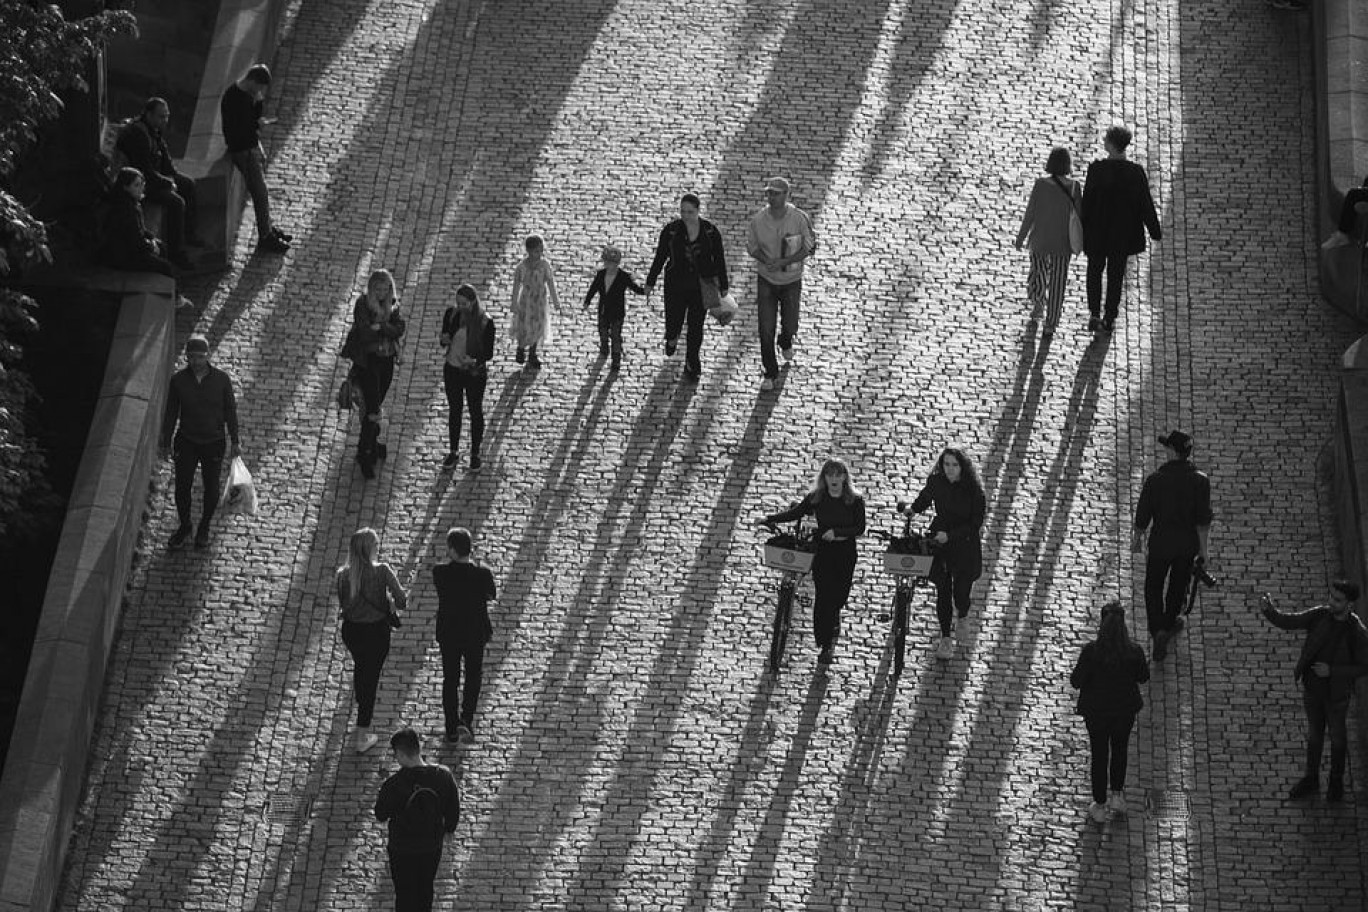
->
[[393, 767, 445, 841]]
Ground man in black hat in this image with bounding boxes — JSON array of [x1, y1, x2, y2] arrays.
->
[[1260, 581, 1368, 802], [160, 335, 242, 548], [1132, 430, 1212, 661]]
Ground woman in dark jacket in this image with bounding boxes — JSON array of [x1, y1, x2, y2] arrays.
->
[[1071, 601, 1149, 822], [1080, 124, 1161, 332], [904, 447, 986, 660], [99, 167, 175, 277], [645, 192, 730, 382], [762, 458, 866, 665], [345, 269, 407, 479], [439, 284, 496, 473]]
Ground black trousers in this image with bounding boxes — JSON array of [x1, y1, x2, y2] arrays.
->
[[811, 541, 857, 648], [597, 308, 625, 359], [353, 356, 396, 464], [145, 173, 198, 255], [388, 849, 442, 912], [1085, 251, 1129, 321], [443, 364, 486, 455], [1304, 686, 1350, 784], [1143, 549, 1194, 636], [1084, 712, 1136, 804], [439, 638, 486, 734], [173, 435, 226, 528], [663, 287, 706, 374], [930, 553, 975, 637], [341, 619, 391, 727]]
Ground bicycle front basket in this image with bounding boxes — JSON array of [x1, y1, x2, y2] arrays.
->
[[762, 540, 815, 572]]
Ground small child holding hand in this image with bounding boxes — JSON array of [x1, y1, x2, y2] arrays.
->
[[581, 245, 646, 371]]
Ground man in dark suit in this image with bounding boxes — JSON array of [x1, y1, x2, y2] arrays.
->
[[1081, 124, 1162, 332]]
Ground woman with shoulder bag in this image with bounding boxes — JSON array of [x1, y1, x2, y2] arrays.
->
[[440, 284, 496, 473], [336, 527, 407, 753], [1015, 147, 1082, 338], [346, 269, 407, 479]]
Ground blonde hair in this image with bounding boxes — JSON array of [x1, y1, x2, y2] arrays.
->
[[342, 527, 380, 604], [810, 458, 860, 504], [366, 269, 398, 317]]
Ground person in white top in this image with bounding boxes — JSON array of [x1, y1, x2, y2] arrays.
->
[[746, 177, 817, 391]]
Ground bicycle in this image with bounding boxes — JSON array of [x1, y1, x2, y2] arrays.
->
[[758, 521, 816, 674], [870, 504, 937, 677]]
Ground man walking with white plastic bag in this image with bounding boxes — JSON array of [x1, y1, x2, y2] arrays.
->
[[160, 334, 242, 549]]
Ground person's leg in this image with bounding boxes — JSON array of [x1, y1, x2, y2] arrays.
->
[[1085, 254, 1105, 319], [1103, 253, 1128, 323], [684, 299, 706, 376], [1108, 713, 1136, 792], [1084, 716, 1110, 806], [1026, 252, 1047, 314], [1303, 688, 1328, 781], [810, 553, 837, 647], [174, 173, 200, 243], [1143, 549, 1167, 638], [353, 622, 391, 728], [172, 435, 196, 528], [354, 367, 380, 467], [1162, 553, 1195, 631], [197, 439, 227, 527], [597, 306, 611, 357], [1327, 699, 1350, 788], [389, 850, 436, 912], [412, 850, 441, 912], [952, 565, 974, 619], [443, 364, 463, 455], [931, 561, 955, 638], [466, 371, 487, 456], [146, 185, 187, 257], [438, 638, 462, 738], [777, 280, 801, 353], [756, 278, 779, 378], [462, 641, 485, 727], [1044, 254, 1069, 331], [232, 149, 273, 239], [663, 291, 685, 351], [824, 544, 857, 646], [609, 319, 624, 362], [373, 357, 396, 411]]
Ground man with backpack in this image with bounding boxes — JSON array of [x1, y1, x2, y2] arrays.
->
[[374, 728, 461, 911]]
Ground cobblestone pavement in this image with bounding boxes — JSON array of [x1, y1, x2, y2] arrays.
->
[[55, 0, 1368, 909]]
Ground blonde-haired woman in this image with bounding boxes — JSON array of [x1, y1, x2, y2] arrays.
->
[[345, 269, 407, 479], [440, 284, 496, 472], [336, 527, 407, 753], [761, 458, 867, 664]]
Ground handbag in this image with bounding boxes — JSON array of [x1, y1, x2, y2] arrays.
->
[[1053, 176, 1085, 254]]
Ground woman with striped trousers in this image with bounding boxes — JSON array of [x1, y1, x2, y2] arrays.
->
[[1015, 147, 1081, 337]]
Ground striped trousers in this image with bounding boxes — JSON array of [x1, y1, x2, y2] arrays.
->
[[1027, 252, 1071, 331]]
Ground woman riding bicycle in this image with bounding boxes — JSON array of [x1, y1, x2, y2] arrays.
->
[[762, 458, 866, 665], [902, 447, 986, 660]]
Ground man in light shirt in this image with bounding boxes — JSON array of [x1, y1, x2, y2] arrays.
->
[[747, 177, 816, 392]]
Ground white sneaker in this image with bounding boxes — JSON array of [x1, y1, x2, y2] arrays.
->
[[935, 636, 954, 660], [780, 345, 794, 363], [1108, 790, 1127, 816], [354, 727, 379, 754], [1089, 802, 1109, 823], [955, 616, 969, 639], [1322, 231, 1354, 250], [760, 377, 775, 392]]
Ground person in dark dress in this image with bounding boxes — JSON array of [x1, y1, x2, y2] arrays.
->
[[762, 458, 866, 665], [903, 447, 987, 661], [645, 193, 730, 382], [1080, 124, 1162, 332], [1071, 602, 1149, 823]]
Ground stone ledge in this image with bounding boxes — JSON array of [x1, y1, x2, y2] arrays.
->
[[0, 289, 174, 912]]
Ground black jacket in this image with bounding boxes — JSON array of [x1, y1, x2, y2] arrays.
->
[[646, 217, 730, 305], [1263, 605, 1368, 702], [432, 561, 496, 644], [116, 118, 179, 195], [220, 83, 262, 153], [98, 193, 159, 265], [1134, 459, 1212, 558], [1081, 158, 1161, 256], [440, 308, 496, 372], [911, 474, 986, 579], [1071, 641, 1149, 716], [765, 492, 866, 547], [374, 763, 461, 854], [583, 268, 646, 324]]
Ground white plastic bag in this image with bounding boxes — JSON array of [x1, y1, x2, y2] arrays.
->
[[224, 456, 258, 515]]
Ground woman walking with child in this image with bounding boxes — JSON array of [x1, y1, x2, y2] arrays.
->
[[440, 284, 496, 473], [645, 193, 730, 382], [582, 244, 646, 372], [509, 234, 562, 369]]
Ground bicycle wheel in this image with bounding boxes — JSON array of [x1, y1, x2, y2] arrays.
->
[[769, 580, 795, 673], [893, 583, 909, 677]]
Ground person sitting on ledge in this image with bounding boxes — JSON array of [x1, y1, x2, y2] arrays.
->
[[1322, 176, 1368, 250], [99, 167, 176, 278], [116, 96, 200, 270]]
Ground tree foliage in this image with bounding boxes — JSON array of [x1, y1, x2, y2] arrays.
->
[[0, 1, 137, 540]]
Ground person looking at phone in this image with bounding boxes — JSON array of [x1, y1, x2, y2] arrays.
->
[[1259, 581, 1368, 803], [901, 447, 986, 661], [761, 458, 866, 665]]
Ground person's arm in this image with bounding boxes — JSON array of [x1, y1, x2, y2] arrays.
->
[[1131, 477, 1154, 550], [1134, 646, 1151, 685], [439, 307, 455, 349], [1015, 184, 1038, 249], [336, 570, 351, 615], [510, 262, 524, 311], [624, 270, 646, 295], [1260, 598, 1317, 630], [764, 498, 812, 526], [582, 272, 603, 309], [545, 262, 561, 309], [160, 375, 180, 452], [374, 775, 400, 822], [829, 497, 866, 539], [746, 215, 766, 264], [1069, 645, 1091, 689], [443, 772, 461, 833], [1139, 169, 1162, 241], [711, 226, 730, 294], [222, 373, 241, 456], [480, 318, 496, 363], [379, 307, 406, 340], [351, 296, 383, 348], [1194, 474, 1213, 561], [645, 225, 671, 289], [779, 210, 816, 267], [909, 479, 935, 515], [484, 566, 497, 602], [382, 563, 408, 613]]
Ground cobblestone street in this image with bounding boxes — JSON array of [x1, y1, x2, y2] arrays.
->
[[55, 0, 1368, 909]]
